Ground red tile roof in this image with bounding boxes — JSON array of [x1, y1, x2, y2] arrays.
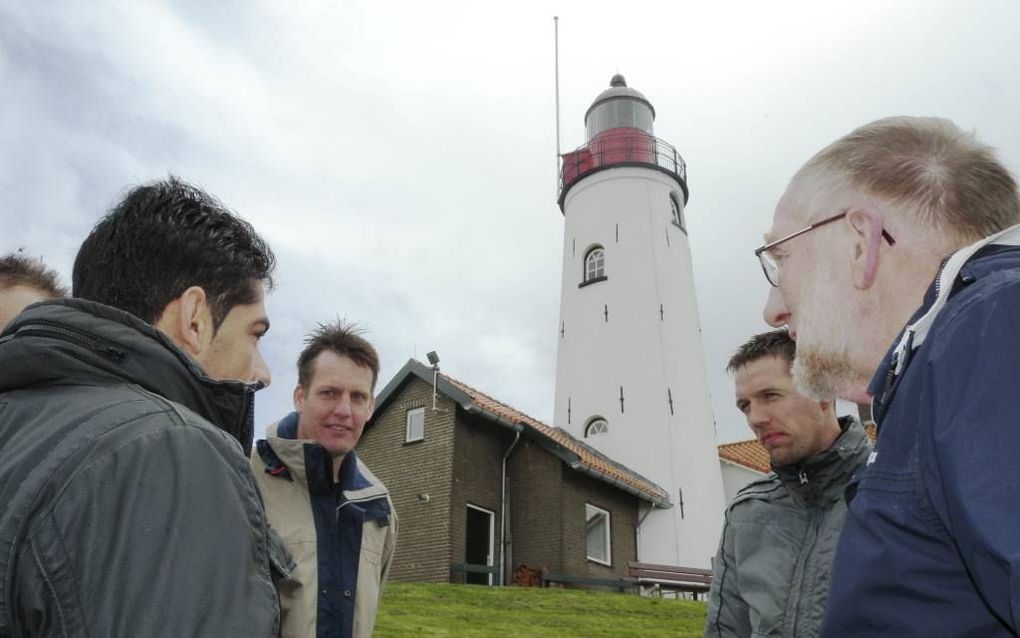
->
[[717, 439, 771, 474], [440, 372, 671, 506], [717, 423, 877, 473]]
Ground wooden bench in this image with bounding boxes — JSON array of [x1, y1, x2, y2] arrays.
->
[[541, 572, 637, 593], [627, 562, 713, 599]]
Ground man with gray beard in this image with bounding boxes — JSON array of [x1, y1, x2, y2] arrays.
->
[[758, 116, 1020, 636]]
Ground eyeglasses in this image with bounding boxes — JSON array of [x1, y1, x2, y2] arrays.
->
[[754, 210, 896, 287]]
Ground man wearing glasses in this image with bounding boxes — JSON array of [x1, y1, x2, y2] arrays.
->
[[759, 116, 1020, 636]]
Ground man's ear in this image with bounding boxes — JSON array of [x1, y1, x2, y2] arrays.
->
[[293, 384, 306, 412], [155, 286, 213, 357], [846, 208, 886, 290]]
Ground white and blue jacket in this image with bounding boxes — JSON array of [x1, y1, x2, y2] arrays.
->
[[252, 413, 397, 638]]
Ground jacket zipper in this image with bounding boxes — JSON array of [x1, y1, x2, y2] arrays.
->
[[1, 322, 126, 361]]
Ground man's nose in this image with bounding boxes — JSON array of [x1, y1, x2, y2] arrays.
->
[[746, 403, 769, 430], [253, 349, 272, 388], [763, 286, 791, 329], [331, 395, 353, 417]]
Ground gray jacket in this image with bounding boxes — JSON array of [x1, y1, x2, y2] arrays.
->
[[705, 417, 871, 638], [0, 299, 293, 637]]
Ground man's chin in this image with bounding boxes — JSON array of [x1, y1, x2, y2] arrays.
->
[[792, 348, 860, 401]]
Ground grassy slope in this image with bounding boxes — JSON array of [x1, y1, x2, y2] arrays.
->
[[375, 583, 707, 637]]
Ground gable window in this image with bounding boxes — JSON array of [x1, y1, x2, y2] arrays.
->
[[580, 246, 607, 288], [669, 193, 685, 231], [406, 407, 425, 443], [584, 417, 609, 438], [585, 503, 612, 566]]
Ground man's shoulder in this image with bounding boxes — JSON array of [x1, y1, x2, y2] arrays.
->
[[728, 475, 786, 511]]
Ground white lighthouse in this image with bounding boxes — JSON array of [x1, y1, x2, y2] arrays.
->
[[553, 74, 725, 567]]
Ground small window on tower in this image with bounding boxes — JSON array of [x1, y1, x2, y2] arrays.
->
[[584, 417, 609, 437], [580, 246, 607, 287], [669, 193, 685, 231]]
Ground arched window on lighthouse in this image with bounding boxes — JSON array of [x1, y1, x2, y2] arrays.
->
[[669, 192, 685, 231], [584, 417, 609, 437], [582, 246, 606, 285]]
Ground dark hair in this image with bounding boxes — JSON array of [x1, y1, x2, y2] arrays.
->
[[72, 177, 275, 329], [298, 320, 380, 391], [0, 253, 67, 298], [726, 329, 796, 373]]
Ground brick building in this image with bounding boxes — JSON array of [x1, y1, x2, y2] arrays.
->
[[357, 358, 671, 587]]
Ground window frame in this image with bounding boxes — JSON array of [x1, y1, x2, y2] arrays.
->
[[580, 245, 607, 288], [669, 193, 685, 231], [585, 503, 612, 566], [405, 406, 425, 443], [584, 417, 609, 438]]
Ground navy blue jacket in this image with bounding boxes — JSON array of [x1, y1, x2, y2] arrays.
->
[[823, 241, 1020, 636]]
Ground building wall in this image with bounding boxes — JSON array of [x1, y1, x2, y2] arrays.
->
[[559, 468, 639, 580], [720, 461, 768, 505], [449, 412, 513, 584], [357, 377, 457, 582], [507, 440, 565, 575]]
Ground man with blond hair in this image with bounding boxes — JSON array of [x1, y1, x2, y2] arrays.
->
[[758, 116, 1020, 635], [0, 252, 67, 330]]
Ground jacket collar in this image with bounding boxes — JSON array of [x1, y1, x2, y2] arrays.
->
[[0, 298, 260, 455], [257, 412, 388, 500], [889, 223, 1020, 372], [871, 229, 1020, 426], [773, 416, 871, 504]]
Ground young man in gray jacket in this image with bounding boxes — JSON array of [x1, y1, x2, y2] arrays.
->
[[0, 178, 291, 636], [704, 330, 871, 637]]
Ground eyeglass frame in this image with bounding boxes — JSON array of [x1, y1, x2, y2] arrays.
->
[[754, 209, 896, 287]]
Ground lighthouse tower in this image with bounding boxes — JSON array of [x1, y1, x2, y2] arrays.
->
[[553, 75, 724, 567]]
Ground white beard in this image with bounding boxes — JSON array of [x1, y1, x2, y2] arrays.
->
[[791, 271, 860, 401]]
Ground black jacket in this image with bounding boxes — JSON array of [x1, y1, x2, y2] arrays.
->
[[0, 299, 292, 637]]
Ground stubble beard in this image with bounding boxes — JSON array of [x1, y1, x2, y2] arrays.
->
[[793, 348, 856, 401], [791, 271, 861, 401]]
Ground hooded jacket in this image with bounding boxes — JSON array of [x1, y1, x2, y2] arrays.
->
[[705, 416, 871, 638], [823, 226, 1020, 636], [253, 413, 397, 638], [0, 299, 292, 637]]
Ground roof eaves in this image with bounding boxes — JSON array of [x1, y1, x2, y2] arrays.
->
[[719, 457, 769, 475], [569, 460, 672, 509], [369, 358, 477, 427]]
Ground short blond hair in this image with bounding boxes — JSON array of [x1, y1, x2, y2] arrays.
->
[[0, 253, 67, 298], [796, 116, 1020, 243]]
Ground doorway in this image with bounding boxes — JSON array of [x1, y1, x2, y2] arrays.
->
[[465, 504, 495, 585]]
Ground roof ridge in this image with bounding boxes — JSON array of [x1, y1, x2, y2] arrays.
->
[[438, 369, 669, 503]]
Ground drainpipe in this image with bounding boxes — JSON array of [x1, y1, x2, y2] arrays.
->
[[500, 430, 521, 586]]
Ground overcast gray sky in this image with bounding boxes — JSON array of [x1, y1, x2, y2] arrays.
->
[[3, 1, 1018, 442]]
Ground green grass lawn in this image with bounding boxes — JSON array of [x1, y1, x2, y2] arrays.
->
[[375, 582, 707, 637]]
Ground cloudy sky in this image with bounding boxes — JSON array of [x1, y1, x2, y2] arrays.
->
[[3, 1, 1018, 443]]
